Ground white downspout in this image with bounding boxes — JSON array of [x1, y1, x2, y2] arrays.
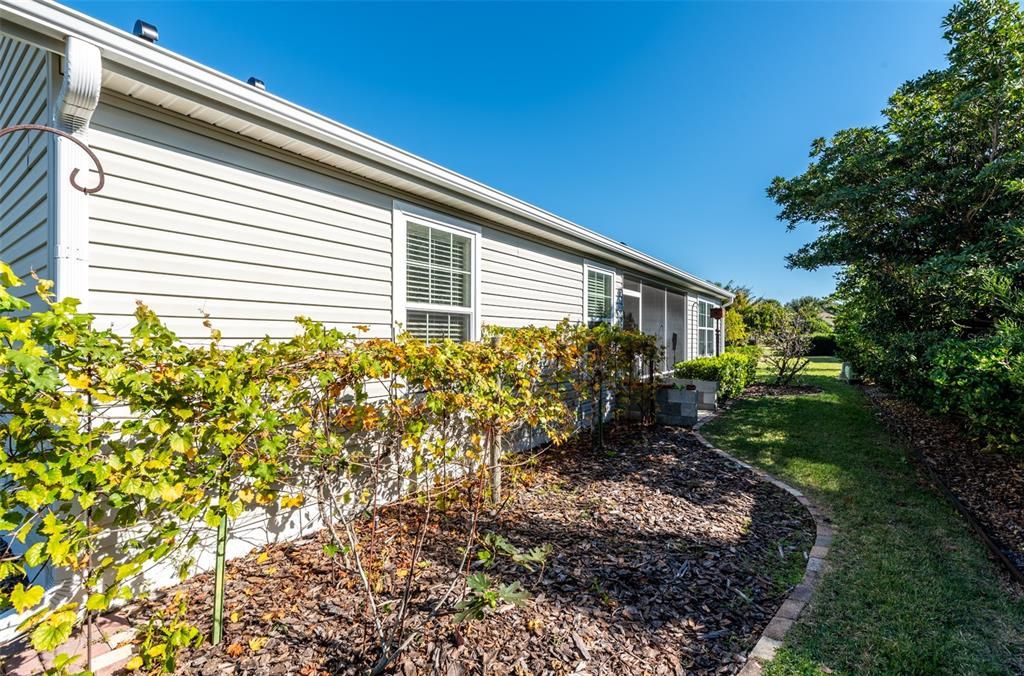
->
[[51, 35, 101, 308]]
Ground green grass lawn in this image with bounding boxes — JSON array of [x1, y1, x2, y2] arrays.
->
[[701, 357, 1024, 675]]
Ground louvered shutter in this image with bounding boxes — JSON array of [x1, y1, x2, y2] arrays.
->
[[587, 270, 612, 325], [406, 222, 473, 342], [406, 311, 470, 342]]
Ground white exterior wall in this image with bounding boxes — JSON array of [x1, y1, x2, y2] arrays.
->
[[86, 96, 394, 342], [0, 36, 50, 310], [480, 227, 584, 327], [1, 67, 728, 619], [61, 96, 604, 599]]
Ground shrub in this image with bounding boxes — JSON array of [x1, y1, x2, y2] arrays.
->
[[761, 310, 812, 386], [727, 345, 761, 384], [928, 327, 1024, 452], [808, 333, 837, 356], [0, 264, 661, 670], [674, 352, 755, 400]]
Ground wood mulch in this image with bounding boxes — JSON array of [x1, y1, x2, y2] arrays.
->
[[863, 387, 1024, 574], [742, 384, 823, 398], [131, 427, 814, 675]]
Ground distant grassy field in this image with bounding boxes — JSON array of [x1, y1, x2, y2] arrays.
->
[[702, 357, 1024, 675]]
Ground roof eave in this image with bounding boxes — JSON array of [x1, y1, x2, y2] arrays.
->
[[0, 0, 735, 303]]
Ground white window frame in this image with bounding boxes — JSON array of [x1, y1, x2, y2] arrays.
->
[[392, 200, 482, 341], [697, 297, 717, 357], [583, 261, 616, 327]]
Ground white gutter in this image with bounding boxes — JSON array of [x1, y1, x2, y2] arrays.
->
[[1, 0, 733, 302]]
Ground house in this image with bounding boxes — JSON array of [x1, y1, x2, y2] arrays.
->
[[0, 0, 731, 369], [0, 0, 732, 642]]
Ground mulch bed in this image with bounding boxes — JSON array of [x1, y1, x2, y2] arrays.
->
[[863, 387, 1024, 574], [742, 384, 823, 398], [131, 427, 814, 675]]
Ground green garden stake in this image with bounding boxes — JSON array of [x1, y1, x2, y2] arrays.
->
[[211, 491, 228, 644]]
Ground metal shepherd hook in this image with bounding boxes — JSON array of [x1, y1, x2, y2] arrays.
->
[[0, 123, 106, 195]]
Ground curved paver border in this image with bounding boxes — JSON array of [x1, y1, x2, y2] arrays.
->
[[691, 412, 832, 676]]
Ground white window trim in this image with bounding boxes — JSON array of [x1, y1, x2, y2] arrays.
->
[[697, 296, 717, 357], [392, 200, 482, 341], [583, 260, 616, 326]]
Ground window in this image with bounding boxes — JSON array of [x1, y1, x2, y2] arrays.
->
[[395, 202, 479, 342], [585, 265, 614, 326], [698, 299, 717, 357], [641, 284, 666, 367]]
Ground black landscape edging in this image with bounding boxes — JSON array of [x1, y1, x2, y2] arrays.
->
[[861, 388, 1024, 587]]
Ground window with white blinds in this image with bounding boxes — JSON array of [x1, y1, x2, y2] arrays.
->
[[586, 267, 613, 326], [698, 299, 716, 357], [405, 220, 475, 342]]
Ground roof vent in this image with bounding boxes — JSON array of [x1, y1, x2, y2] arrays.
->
[[247, 77, 266, 91], [133, 20, 159, 43]]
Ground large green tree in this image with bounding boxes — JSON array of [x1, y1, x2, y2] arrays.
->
[[769, 0, 1024, 449]]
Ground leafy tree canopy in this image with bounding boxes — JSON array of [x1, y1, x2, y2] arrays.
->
[[769, 0, 1024, 450]]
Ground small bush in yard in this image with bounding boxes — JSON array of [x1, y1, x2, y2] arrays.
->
[[761, 311, 812, 386], [674, 352, 756, 400], [808, 334, 837, 356], [928, 326, 1024, 452], [727, 345, 761, 383]]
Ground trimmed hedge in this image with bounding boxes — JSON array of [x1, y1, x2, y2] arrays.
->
[[727, 345, 761, 384], [808, 333, 837, 356], [674, 350, 759, 400], [928, 329, 1024, 452]]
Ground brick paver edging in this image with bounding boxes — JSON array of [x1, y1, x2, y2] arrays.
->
[[691, 412, 832, 676]]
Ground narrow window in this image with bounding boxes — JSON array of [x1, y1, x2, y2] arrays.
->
[[586, 267, 614, 326], [405, 221, 474, 342], [698, 299, 716, 357]]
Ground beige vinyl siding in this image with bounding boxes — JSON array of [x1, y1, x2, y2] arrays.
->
[[0, 36, 49, 310], [480, 228, 584, 328], [86, 96, 393, 342]]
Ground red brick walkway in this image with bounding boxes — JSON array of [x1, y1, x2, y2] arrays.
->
[[2, 613, 135, 675]]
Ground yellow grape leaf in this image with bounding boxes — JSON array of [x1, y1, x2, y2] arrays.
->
[[0, 262, 22, 287], [248, 636, 268, 652], [147, 644, 166, 657], [229, 611, 239, 623], [84, 592, 109, 612], [148, 419, 170, 435], [65, 372, 90, 389], [158, 482, 185, 502], [10, 583, 44, 613], [395, 568, 409, 579], [255, 552, 270, 565], [279, 494, 305, 509], [125, 655, 144, 671]]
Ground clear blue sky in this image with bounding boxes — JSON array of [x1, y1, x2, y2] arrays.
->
[[68, 1, 951, 301]]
